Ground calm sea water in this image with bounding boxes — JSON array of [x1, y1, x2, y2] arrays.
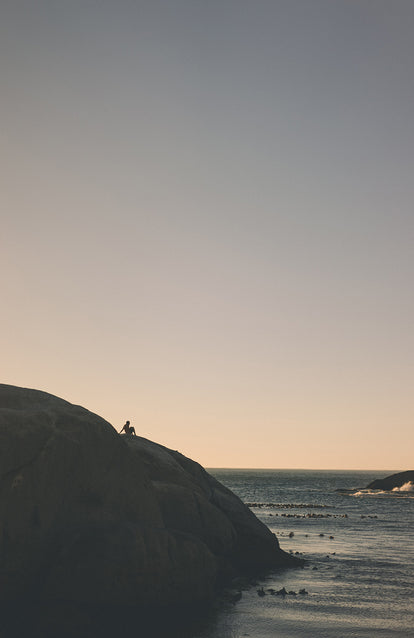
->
[[194, 469, 414, 638]]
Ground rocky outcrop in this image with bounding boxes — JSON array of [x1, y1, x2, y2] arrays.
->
[[366, 470, 414, 491], [0, 384, 295, 609]]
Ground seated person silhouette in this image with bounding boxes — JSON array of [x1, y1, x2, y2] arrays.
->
[[119, 420, 136, 436]]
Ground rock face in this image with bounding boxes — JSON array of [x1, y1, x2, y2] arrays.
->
[[0, 384, 294, 608], [366, 470, 414, 491]]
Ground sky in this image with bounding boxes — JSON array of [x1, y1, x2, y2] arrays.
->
[[2, 0, 413, 470]]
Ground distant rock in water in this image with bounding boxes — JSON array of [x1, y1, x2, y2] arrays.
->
[[0, 384, 297, 609], [366, 470, 414, 491]]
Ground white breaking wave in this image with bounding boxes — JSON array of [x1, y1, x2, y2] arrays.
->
[[351, 482, 414, 497], [352, 489, 379, 497], [392, 481, 414, 492]]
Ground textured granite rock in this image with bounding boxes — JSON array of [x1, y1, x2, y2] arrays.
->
[[0, 384, 295, 607]]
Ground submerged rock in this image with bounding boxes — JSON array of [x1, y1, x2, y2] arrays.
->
[[0, 384, 297, 608], [366, 470, 414, 491]]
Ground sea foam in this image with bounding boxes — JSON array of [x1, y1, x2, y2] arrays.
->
[[392, 481, 414, 492]]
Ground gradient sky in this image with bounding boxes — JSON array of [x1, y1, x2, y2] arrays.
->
[[2, 1, 413, 469]]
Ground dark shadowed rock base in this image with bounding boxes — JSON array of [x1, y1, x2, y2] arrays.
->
[[0, 600, 217, 638]]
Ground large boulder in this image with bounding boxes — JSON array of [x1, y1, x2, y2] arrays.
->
[[366, 470, 414, 491], [0, 384, 294, 609]]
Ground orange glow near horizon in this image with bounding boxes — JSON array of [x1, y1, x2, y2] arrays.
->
[[2, 2, 413, 471]]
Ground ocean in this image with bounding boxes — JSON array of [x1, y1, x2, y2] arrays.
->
[[193, 469, 414, 638]]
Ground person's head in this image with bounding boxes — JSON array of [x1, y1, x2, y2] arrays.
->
[[126, 421, 130, 425]]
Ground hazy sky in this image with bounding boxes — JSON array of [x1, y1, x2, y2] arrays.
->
[[2, 1, 413, 469]]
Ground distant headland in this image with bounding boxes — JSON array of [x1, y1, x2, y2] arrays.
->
[[366, 470, 414, 491]]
